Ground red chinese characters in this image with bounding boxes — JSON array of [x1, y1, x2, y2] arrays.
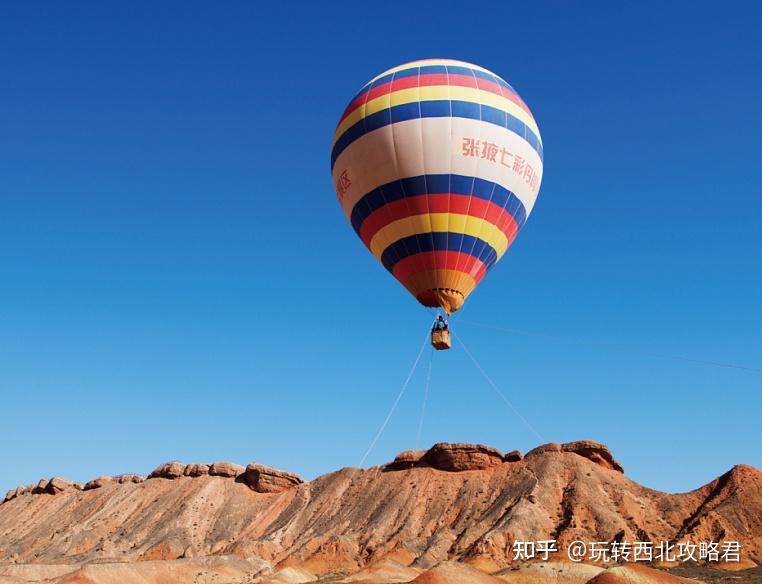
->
[[461, 137, 480, 157], [460, 137, 539, 193], [336, 169, 351, 201], [499, 146, 513, 167]]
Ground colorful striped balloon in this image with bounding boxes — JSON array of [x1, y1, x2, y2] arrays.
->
[[331, 59, 543, 314]]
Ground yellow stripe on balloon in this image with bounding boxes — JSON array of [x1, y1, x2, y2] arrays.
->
[[368, 213, 510, 260], [332, 85, 541, 147]]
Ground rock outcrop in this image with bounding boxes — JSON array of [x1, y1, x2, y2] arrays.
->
[[3, 487, 24, 503], [240, 463, 303, 493], [46, 477, 73, 494], [562, 440, 624, 473], [525, 440, 624, 473], [420, 443, 504, 471], [386, 444, 527, 472], [84, 476, 113, 490], [209, 461, 245, 478], [502, 449, 522, 462], [148, 461, 186, 479], [147, 461, 245, 480], [4, 478, 75, 499], [4, 460, 300, 503], [184, 463, 210, 477], [385, 450, 426, 471], [116, 474, 145, 484]]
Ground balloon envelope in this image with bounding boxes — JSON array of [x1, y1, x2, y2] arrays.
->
[[331, 59, 543, 314]]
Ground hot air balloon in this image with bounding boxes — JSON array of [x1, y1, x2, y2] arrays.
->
[[331, 59, 543, 348]]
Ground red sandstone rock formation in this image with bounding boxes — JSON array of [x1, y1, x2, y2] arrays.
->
[[419, 443, 504, 471], [0, 441, 759, 583], [240, 463, 303, 493]]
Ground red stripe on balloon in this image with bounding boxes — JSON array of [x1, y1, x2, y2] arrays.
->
[[392, 251, 489, 285], [339, 73, 533, 124], [358, 194, 520, 248]]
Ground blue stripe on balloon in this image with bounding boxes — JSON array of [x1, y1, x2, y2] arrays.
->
[[331, 100, 543, 169], [349, 174, 527, 235], [380, 233, 500, 273]]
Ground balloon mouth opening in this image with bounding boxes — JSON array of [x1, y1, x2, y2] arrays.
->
[[416, 289, 465, 316]]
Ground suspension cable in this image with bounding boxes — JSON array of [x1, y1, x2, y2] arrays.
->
[[359, 327, 431, 466], [453, 329, 545, 441], [458, 319, 762, 375]]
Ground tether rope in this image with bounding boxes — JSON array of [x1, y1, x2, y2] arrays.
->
[[453, 329, 545, 441], [358, 326, 432, 466]]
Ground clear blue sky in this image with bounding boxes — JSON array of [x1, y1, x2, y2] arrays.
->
[[1, 1, 760, 496]]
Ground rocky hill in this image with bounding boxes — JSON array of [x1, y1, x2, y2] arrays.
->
[[0, 440, 759, 583]]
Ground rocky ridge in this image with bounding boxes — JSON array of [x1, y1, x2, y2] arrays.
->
[[4, 459, 304, 503], [0, 440, 759, 584], [2, 441, 620, 505]]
